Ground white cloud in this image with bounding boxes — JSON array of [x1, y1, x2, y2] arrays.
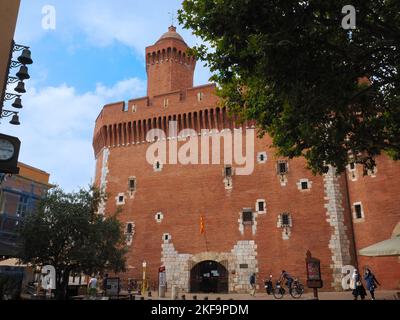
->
[[95, 78, 145, 100], [2, 77, 146, 192], [15, 0, 213, 85]]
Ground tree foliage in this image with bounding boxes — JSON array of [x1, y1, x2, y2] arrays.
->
[[179, 0, 400, 174], [18, 186, 127, 299]]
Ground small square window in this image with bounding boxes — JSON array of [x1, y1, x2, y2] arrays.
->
[[155, 212, 164, 223], [153, 160, 163, 172], [256, 200, 266, 214], [301, 181, 308, 190], [224, 166, 232, 178], [257, 152, 267, 163], [281, 213, 290, 226], [242, 210, 253, 224], [126, 223, 133, 234], [129, 178, 136, 191], [119, 195, 124, 202], [349, 162, 355, 170], [354, 204, 363, 219], [163, 233, 171, 241], [277, 161, 288, 174]]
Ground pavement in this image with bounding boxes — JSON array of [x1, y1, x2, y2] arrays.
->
[[130, 290, 400, 301], [21, 289, 400, 300]]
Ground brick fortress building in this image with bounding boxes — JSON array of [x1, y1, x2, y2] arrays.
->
[[93, 26, 400, 292]]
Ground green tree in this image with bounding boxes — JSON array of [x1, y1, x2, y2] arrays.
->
[[179, 0, 400, 174], [18, 186, 127, 300]]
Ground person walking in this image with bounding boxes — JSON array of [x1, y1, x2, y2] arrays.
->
[[364, 268, 380, 300], [43, 270, 54, 299], [88, 275, 98, 299], [351, 269, 366, 300], [249, 273, 256, 296]]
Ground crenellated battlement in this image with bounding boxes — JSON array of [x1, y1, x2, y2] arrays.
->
[[92, 83, 256, 157], [146, 46, 196, 70]]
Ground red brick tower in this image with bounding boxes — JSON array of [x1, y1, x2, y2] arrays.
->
[[93, 26, 400, 294], [146, 26, 196, 98]]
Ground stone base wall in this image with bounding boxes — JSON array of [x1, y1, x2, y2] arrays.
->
[[161, 240, 258, 293]]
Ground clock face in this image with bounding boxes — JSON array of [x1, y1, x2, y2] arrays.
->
[[0, 139, 15, 161]]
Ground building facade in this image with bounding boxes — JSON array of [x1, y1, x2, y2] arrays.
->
[[0, 0, 21, 101], [93, 27, 400, 292], [0, 162, 51, 257]]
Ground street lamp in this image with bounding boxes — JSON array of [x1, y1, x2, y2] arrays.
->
[[141, 261, 147, 295], [1, 110, 20, 126], [1, 41, 33, 126]]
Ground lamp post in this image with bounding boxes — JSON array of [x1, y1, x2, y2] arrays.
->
[[141, 261, 147, 296], [0, 110, 20, 125], [1, 41, 33, 125]]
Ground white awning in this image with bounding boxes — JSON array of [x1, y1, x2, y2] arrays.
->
[[359, 235, 400, 257], [0, 258, 27, 267], [359, 221, 400, 257]]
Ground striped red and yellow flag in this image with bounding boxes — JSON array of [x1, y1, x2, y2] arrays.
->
[[200, 215, 205, 234]]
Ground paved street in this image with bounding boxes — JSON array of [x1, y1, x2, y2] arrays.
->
[[130, 290, 399, 301], [22, 289, 399, 300]]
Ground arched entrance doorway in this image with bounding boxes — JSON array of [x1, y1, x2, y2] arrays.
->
[[190, 260, 228, 293]]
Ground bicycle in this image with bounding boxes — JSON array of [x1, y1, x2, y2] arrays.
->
[[272, 278, 304, 299]]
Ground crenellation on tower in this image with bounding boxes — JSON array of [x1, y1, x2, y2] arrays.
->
[[146, 26, 196, 98]]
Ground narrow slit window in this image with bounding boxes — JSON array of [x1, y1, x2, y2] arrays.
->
[[126, 223, 133, 234], [281, 213, 290, 226], [278, 161, 288, 174], [129, 178, 136, 191], [354, 204, 363, 219], [224, 166, 232, 178], [242, 210, 253, 224]]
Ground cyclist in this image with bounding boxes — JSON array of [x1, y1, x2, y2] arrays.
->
[[279, 270, 294, 292], [264, 275, 273, 295]]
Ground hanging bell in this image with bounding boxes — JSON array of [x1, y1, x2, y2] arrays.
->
[[14, 81, 26, 93], [18, 48, 33, 65], [12, 97, 23, 109], [16, 65, 30, 80], [10, 114, 20, 126]]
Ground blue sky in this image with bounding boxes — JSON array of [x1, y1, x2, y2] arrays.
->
[[2, 0, 212, 191]]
